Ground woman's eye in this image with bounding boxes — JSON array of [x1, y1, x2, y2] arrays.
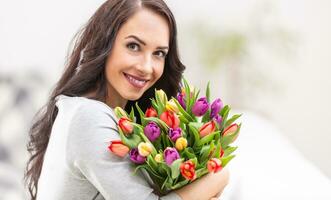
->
[[154, 51, 166, 58], [127, 43, 140, 51]]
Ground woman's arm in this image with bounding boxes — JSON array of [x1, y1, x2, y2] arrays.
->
[[175, 168, 229, 200]]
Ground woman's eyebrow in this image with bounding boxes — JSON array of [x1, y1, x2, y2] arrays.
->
[[125, 35, 169, 50]]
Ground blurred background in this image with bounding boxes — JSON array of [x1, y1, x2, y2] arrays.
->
[[0, 0, 330, 199]]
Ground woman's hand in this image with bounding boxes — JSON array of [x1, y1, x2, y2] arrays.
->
[[174, 167, 229, 200]]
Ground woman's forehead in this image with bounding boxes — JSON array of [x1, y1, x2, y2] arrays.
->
[[117, 9, 170, 47]]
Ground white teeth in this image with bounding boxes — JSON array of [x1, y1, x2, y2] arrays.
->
[[126, 74, 146, 87]]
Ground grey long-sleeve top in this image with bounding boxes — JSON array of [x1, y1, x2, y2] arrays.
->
[[37, 95, 181, 200]]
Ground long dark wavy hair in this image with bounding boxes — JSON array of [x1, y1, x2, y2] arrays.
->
[[24, 0, 185, 199]]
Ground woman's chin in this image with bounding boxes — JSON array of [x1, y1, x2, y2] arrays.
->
[[124, 93, 143, 101]]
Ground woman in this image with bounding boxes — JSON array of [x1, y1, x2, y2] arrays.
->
[[24, 0, 229, 199]]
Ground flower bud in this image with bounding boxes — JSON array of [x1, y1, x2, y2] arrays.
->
[[129, 148, 146, 164], [199, 121, 216, 138], [222, 123, 239, 142], [114, 107, 129, 119], [166, 99, 179, 113], [164, 147, 180, 165], [192, 97, 209, 116], [212, 114, 223, 126], [118, 117, 133, 136], [154, 153, 163, 163], [156, 89, 168, 103], [168, 127, 182, 142], [180, 160, 196, 180], [176, 92, 186, 110], [108, 140, 130, 157], [160, 111, 180, 128], [138, 142, 153, 157], [145, 107, 158, 118], [144, 122, 161, 142], [207, 158, 222, 173], [175, 137, 188, 151], [210, 98, 223, 119]]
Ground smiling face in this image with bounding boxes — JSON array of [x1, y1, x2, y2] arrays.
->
[[105, 8, 170, 108]]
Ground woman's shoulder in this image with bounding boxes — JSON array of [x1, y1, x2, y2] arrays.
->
[[56, 94, 117, 122]]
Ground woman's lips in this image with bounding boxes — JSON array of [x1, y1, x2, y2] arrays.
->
[[124, 73, 149, 89]]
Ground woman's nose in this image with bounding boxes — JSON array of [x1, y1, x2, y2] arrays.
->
[[136, 55, 153, 75]]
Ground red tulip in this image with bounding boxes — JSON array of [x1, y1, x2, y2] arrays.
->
[[180, 160, 196, 180], [160, 111, 180, 128], [207, 158, 222, 173], [118, 117, 133, 135], [222, 123, 239, 142], [145, 107, 158, 117], [199, 121, 216, 138], [108, 140, 130, 157]]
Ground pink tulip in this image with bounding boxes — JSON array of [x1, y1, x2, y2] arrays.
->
[[199, 121, 216, 138]]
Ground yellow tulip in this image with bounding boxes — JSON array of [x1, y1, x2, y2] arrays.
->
[[175, 137, 188, 151], [154, 153, 163, 163], [138, 142, 153, 157], [166, 99, 179, 113]]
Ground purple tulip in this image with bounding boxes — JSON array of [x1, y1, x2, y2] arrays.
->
[[210, 98, 223, 119], [129, 148, 146, 164], [144, 122, 161, 142], [192, 97, 209, 116], [168, 127, 182, 142], [164, 147, 180, 165], [176, 92, 186, 110], [213, 114, 223, 126]]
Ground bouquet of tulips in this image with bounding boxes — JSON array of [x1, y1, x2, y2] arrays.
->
[[108, 78, 242, 195]]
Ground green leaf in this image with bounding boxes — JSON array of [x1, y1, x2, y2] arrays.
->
[[114, 107, 129, 119], [147, 155, 159, 171], [196, 131, 220, 146], [221, 106, 230, 130], [118, 128, 142, 148], [159, 162, 172, 178], [184, 147, 196, 160], [223, 146, 238, 157], [225, 114, 242, 128], [194, 89, 200, 103], [135, 102, 147, 126], [206, 81, 211, 103], [170, 158, 184, 179], [201, 109, 211, 123], [188, 123, 201, 147], [172, 97, 194, 122], [133, 164, 148, 175], [199, 141, 215, 163], [183, 78, 191, 112], [129, 106, 135, 122], [213, 140, 221, 159], [220, 105, 230, 117], [221, 154, 235, 167], [170, 179, 189, 190]]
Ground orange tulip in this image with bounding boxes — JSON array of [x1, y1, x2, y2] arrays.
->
[[207, 158, 222, 173], [222, 123, 239, 142], [118, 117, 134, 135], [180, 160, 196, 180], [145, 107, 158, 118], [160, 111, 180, 128], [199, 121, 216, 138], [108, 140, 130, 157]]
